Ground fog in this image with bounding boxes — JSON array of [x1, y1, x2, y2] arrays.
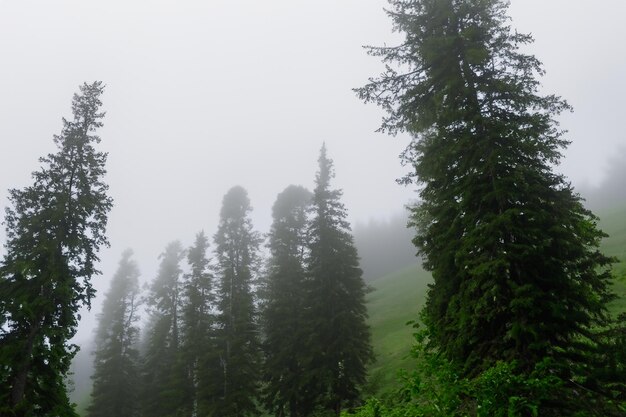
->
[[0, 0, 625, 348]]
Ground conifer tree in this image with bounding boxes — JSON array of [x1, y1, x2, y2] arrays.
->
[[88, 249, 141, 417], [141, 241, 187, 417], [262, 185, 313, 417], [211, 186, 262, 417], [0, 82, 112, 417], [304, 145, 373, 416], [357, 0, 621, 412], [180, 231, 215, 417]]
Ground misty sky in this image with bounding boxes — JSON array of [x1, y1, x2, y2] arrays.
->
[[1, 0, 625, 342]]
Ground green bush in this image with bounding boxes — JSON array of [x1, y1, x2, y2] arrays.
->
[[347, 328, 626, 417]]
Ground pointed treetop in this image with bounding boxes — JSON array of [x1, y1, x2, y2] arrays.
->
[[315, 143, 334, 190]]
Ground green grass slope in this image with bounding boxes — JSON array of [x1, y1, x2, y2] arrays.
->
[[599, 205, 626, 268], [598, 204, 626, 312], [365, 264, 431, 394]]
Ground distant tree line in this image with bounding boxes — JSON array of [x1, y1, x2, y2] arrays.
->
[[89, 145, 372, 417], [579, 147, 626, 211], [353, 211, 418, 281], [0, 83, 372, 417]]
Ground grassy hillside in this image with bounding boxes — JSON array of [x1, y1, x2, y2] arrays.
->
[[598, 204, 626, 312], [599, 205, 626, 267], [365, 264, 431, 394], [366, 205, 626, 395]]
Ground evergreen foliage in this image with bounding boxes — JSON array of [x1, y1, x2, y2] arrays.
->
[[0, 82, 112, 417], [180, 231, 215, 417], [304, 145, 373, 416], [356, 0, 624, 413], [141, 241, 187, 417], [211, 186, 263, 417], [87, 249, 141, 417], [262, 185, 313, 417]]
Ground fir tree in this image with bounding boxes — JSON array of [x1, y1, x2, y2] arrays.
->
[[180, 231, 215, 417], [211, 186, 262, 417], [304, 145, 373, 416], [262, 185, 313, 417], [141, 241, 187, 417], [356, 0, 621, 412], [0, 82, 112, 417], [88, 249, 141, 417]]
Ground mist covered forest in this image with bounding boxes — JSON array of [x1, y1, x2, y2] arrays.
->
[[2, 0, 626, 416]]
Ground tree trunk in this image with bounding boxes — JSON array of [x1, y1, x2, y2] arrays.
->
[[10, 319, 41, 411]]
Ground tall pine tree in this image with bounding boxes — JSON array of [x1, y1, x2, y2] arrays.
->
[[180, 231, 215, 417], [357, 0, 622, 413], [262, 185, 313, 417], [211, 186, 263, 417], [0, 82, 112, 417], [88, 249, 141, 417], [304, 145, 373, 416], [141, 241, 187, 417]]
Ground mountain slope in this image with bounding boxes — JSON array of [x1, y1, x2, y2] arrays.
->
[[599, 204, 626, 311], [365, 264, 431, 393]]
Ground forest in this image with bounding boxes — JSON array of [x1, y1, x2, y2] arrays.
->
[[2, 0, 626, 416]]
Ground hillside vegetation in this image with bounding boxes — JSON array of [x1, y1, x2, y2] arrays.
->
[[365, 264, 429, 394], [599, 204, 626, 311]]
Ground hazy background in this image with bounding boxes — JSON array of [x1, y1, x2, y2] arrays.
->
[[0, 0, 625, 345]]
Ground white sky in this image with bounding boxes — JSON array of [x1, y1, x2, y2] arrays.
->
[[0, 0, 624, 341]]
